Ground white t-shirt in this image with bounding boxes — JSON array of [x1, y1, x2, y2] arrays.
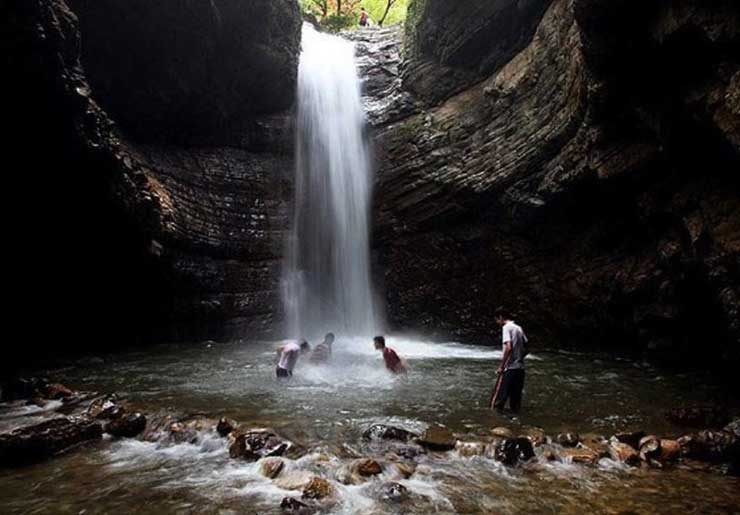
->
[[502, 321, 527, 370], [278, 342, 300, 371]]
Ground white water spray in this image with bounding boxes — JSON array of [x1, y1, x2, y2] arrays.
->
[[283, 24, 380, 339]]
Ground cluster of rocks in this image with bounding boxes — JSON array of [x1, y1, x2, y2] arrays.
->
[[0, 380, 147, 467], [3, 380, 738, 513], [364, 418, 740, 477]]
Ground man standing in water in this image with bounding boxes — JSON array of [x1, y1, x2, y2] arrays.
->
[[276, 340, 310, 379], [491, 307, 528, 413], [309, 332, 335, 364], [374, 336, 407, 374]]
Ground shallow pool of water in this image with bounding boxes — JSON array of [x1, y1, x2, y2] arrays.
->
[[1, 337, 737, 514]]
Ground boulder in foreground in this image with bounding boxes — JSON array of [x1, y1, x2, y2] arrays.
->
[[0, 417, 102, 467]]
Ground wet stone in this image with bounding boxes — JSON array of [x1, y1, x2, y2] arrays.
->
[[660, 439, 681, 462], [302, 477, 334, 500], [381, 481, 409, 503], [260, 457, 285, 479], [581, 435, 610, 459], [639, 435, 661, 463], [612, 431, 646, 450], [105, 413, 146, 438], [354, 458, 382, 476], [0, 417, 103, 467], [491, 427, 513, 438], [363, 424, 417, 442], [521, 427, 547, 447], [216, 417, 237, 437], [395, 462, 416, 478], [280, 497, 313, 514], [556, 432, 580, 447], [86, 395, 124, 420], [229, 429, 294, 461], [418, 425, 456, 451], [560, 447, 599, 465], [494, 438, 535, 466], [608, 440, 640, 466]]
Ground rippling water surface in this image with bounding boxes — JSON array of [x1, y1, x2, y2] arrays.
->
[[1, 337, 738, 514]]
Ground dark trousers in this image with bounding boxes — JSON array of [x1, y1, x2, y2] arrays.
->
[[276, 366, 292, 379], [494, 369, 525, 413]]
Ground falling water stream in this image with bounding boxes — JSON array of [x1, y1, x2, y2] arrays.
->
[[283, 24, 379, 339]]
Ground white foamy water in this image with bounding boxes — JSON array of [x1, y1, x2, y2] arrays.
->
[[283, 24, 380, 339]]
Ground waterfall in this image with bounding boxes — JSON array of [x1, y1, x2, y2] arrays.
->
[[283, 24, 380, 339]]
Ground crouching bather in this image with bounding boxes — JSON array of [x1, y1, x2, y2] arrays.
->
[[374, 336, 407, 375], [276, 340, 310, 378], [309, 332, 335, 364]]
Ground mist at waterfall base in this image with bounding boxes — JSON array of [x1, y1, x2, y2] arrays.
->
[[283, 24, 380, 341]]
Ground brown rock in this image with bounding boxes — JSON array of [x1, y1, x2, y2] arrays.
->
[[612, 431, 646, 450], [608, 440, 640, 466], [491, 427, 514, 438], [521, 427, 547, 447], [659, 439, 681, 462], [395, 462, 416, 478], [354, 458, 382, 477], [302, 477, 334, 500], [581, 435, 610, 458], [560, 447, 600, 465], [418, 425, 456, 451], [260, 457, 285, 479]]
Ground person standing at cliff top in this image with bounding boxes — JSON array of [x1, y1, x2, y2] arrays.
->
[[359, 8, 370, 27], [276, 340, 310, 379], [374, 336, 408, 374], [490, 307, 528, 413], [309, 332, 335, 364]]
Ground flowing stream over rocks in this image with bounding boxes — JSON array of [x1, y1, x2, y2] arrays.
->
[[1, 339, 738, 514], [283, 24, 379, 339]]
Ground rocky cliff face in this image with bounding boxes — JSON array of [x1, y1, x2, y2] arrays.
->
[[370, 0, 740, 363], [5, 0, 300, 370]]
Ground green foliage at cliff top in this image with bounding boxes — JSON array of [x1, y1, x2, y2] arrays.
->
[[300, 0, 410, 30]]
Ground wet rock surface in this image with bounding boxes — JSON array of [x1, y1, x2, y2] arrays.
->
[[370, 0, 740, 370], [493, 437, 536, 465], [363, 424, 418, 442], [0, 417, 103, 467], [229, 429, 297, 461], [105, 413, 147, 438], [260, 457, 285, 479], [301, 477, 334, 500], [418, 425, 457, 451]]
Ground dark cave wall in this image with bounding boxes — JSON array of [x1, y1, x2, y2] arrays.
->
[[66, 0, 301, 143], [3, 0, 302, 373], [370, 0, 740, 363]]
